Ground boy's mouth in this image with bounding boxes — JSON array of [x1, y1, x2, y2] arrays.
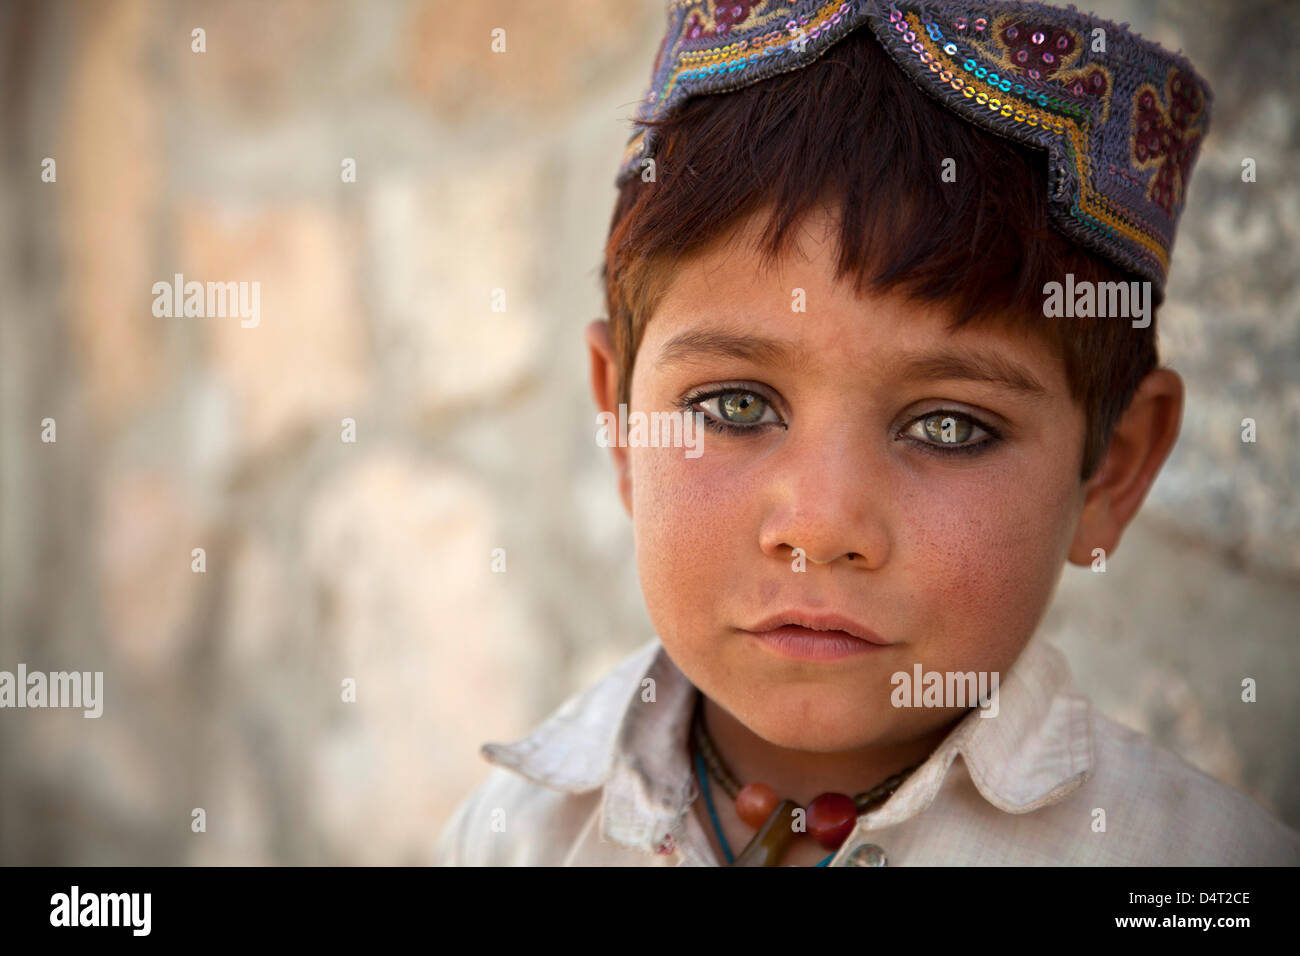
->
[[739, 611, 894, 661]]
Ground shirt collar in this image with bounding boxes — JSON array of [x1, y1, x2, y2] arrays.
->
[[480, 633, 1094, 855]]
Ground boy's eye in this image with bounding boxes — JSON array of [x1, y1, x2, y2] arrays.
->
[[696, 390, 780, 426], [902, 410, 993, 449]]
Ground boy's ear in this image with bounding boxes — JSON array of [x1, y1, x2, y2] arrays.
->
[[585, 319, 633, 516], [1068, 367, 1184, 566]]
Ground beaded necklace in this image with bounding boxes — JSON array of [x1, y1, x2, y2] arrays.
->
[[690, 692, 922, 867]]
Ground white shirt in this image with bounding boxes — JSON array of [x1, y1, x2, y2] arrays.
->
[[432, 634, 1300, 866]]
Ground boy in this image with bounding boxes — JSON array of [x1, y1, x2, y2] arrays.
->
[[433, 0, 1300, 865]]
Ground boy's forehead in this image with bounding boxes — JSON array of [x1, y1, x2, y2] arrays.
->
[[651, 201, 899, 329], [642, 206, 1068, 399]]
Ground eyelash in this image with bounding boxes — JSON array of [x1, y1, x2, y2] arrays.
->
[[675, 389, 1002, 456]]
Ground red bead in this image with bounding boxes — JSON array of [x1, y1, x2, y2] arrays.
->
[[735, 783, 778, 828], [806, 792, 858, 850]]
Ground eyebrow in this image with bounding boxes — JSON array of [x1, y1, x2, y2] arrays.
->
[[890, 347, 1049, 396], [656, 329, 1048, 396], [656, 328, 811, 371]]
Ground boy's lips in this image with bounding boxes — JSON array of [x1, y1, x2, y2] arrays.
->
[[740, 610, 893, 646]]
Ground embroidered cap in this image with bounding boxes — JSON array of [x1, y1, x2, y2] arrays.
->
[[616, 0, 1213, 303]]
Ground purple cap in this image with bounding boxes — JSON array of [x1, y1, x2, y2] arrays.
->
[[616, 0, 1213, 302]]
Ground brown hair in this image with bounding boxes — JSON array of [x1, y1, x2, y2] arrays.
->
[[600, 26, 1158, 482]]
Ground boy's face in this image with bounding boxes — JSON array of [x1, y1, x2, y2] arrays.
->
[[609, 203, 1090, 753]]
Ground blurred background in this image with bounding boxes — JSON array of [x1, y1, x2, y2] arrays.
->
[[0, 0, 1296, 865]]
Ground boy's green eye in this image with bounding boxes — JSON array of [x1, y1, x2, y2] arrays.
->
[[903, 410, 1000, 455], [686, 389, 783, 429], [717, 391, 768, 424], [921, 413, 975, 444]]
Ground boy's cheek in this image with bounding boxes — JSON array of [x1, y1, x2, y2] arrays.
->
[[901, 489, 1074, 671], [631, 446, 748, 543], [630, 448, 753, 636]]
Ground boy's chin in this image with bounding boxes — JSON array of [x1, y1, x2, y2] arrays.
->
[[724, 693, 961, 754]]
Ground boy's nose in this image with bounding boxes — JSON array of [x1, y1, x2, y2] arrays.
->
[[756, 431, 891, 569]]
